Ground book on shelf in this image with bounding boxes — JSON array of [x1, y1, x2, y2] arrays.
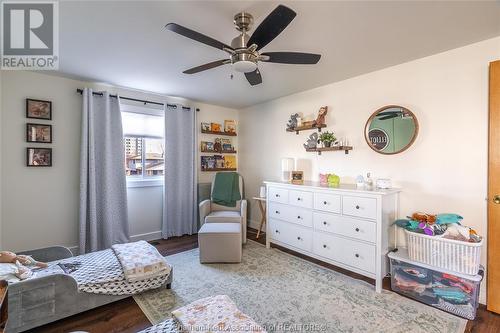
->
[[224, 155, 237, 169], [201, 122, 210, 131], [224, 120, 236, 133], [210, 123, 221, 132]]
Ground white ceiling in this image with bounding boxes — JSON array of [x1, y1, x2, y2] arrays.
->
[[56, 1, 500, 108]]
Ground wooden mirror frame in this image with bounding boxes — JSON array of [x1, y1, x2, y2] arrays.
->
[[364, 105, 419, 155]]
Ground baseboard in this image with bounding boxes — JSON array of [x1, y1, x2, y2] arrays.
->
[[130, 231, 163, 242]]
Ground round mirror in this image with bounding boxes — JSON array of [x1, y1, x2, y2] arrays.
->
[[364, 105, 419, 154]]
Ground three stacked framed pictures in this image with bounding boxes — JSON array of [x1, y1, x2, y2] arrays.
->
[[26, 98, 53, 167]]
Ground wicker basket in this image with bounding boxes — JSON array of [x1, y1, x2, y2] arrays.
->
[[404, 229, 483, 275]]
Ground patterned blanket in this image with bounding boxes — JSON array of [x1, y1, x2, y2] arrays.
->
[[112, 240, 171, 282], [36, 249, 170, 295]]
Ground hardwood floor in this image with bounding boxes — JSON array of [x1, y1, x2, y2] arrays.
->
[[31, 229, 499, 333]]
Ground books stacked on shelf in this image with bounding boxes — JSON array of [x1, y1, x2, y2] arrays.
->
[[201, 138, 235, 153], [200, 120, 237, 136], [201, 155, 237, 171]]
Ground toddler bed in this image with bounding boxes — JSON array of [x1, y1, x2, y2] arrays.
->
[[3, 242, 173, 333]]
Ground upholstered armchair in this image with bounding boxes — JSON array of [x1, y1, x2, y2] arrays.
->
[[199, 173, 247, 244]]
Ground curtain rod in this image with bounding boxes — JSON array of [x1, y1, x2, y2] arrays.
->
[[75, 89, 200, 111]]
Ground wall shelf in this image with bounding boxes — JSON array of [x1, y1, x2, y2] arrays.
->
[[306, 146, 353, 155], [201, 150, 237, 154], [286, 124, 326, 135], [201, 168, 237, 172], [201, 130, 237, 136]]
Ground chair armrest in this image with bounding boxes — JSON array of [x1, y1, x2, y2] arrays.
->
[[18, 246, 73, 262], [199, 199, 212, 228], [241, 199, 247, 244]]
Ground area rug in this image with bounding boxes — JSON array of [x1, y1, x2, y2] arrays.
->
[[133, 241, 466, 333]]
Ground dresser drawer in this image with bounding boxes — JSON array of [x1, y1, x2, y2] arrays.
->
[[268, 202, 312, 227], [313, 212, 376, 243], [288, 190, 313, 208], [313, 192, 341, 213], [313, 232, 376, 273], [268, 187, 288, 204], [270, 218, 312, 252], [342, 196, 377, 220]]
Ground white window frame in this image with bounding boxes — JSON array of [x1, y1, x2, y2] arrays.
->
[[121, 103, 164, 188]]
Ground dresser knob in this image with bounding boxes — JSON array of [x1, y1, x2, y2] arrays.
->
[[356, 205, 360, 209], [275, 230, 279, 233], [297, 236, 301, 240], [323, 244, 327, 248], [355, 253, 360, 258], [297, 216, 301, 219], [323, 201, 327, 205], [355, 228, 360, 232], [323, 221, 327, 225], [297, 197, 302, 201], [275, 211, 280, 214], [275, 194, 280, 197]]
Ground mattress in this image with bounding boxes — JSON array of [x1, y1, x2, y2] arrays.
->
[[36, 249, 170, 295]]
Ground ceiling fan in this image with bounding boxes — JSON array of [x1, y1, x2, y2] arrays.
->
[[165, 4, 321, 86]]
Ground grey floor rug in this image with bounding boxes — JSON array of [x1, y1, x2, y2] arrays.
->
[[133, 240, 466, 333]]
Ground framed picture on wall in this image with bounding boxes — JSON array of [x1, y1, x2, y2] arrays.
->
[[26, 98, 52, 120], [26, 123, 52, 143], [27, 148, 52, 167]]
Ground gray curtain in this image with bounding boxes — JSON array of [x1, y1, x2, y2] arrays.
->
[[162, 105, 197, 238], [79, 88, 129, 253]]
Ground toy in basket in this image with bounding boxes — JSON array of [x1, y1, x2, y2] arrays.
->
[[394, 212, 483, 275]]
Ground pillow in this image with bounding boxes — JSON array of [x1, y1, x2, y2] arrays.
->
[[172, 295, 266, 333], [0, 263, 20, 283]]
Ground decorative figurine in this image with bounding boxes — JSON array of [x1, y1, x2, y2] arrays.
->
[[364, 172, 374, 190], [319, 173, 329, 186], [286, 113, 300, 130], [327, 174, 340, 187], [313, 106, 328, 127], [303, 132, 319, 149]]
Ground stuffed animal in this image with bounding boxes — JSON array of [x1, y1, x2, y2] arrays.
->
[[286, 113, 300, 130], [0, 251, 47, 268], [303, 132, 318, 149]]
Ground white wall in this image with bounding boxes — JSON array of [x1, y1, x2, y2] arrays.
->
[[0, 71, 238, 252], [239, 37, 500, 301]]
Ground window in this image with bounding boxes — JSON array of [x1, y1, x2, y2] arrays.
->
[[121, 104, 164, 187]]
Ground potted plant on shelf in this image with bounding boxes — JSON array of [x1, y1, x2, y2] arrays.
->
[[318, 131, 336, 148]]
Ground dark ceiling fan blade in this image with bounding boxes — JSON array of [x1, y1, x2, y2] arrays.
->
[[261, 52, 321, 64], [183, 59, 230, 74], [165, 23, 233, 52], [247, 5, 296, 51], [245, 69, 262, 86]]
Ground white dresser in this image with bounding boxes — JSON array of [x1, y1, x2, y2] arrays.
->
[[264, 181, 400, 292]]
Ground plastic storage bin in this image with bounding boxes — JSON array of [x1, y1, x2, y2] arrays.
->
[[405, 229, 483, 275], [389, 249, 483, 320]]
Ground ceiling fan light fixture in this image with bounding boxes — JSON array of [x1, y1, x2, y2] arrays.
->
[[232, 60, 258, 73]]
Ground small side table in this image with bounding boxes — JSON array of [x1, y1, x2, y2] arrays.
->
[[253, 197, 267, 239]]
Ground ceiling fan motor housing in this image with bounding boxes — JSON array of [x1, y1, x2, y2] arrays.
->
[[234, 12, 253, 32]]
